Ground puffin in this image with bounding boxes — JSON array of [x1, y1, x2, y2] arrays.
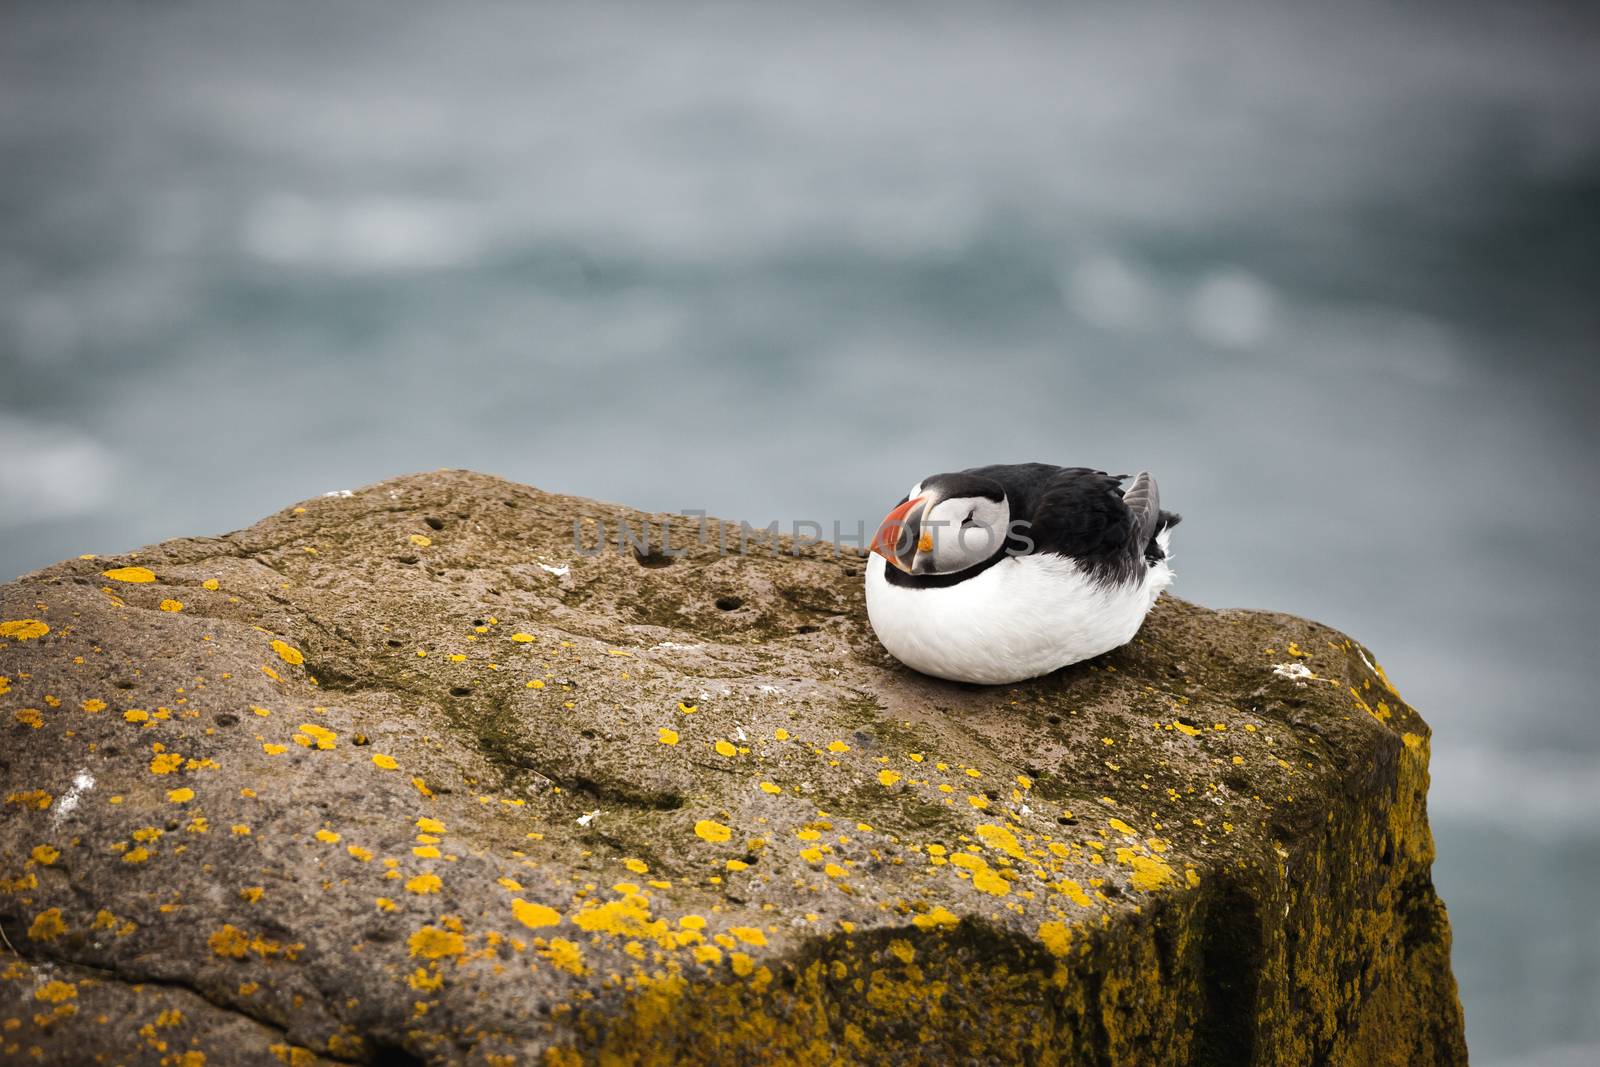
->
[[864, 464, 1179, 684]]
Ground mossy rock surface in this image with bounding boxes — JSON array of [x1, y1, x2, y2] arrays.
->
[[0, 470, 1465, 1066]]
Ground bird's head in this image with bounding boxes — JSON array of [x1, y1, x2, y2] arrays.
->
[[871, 472, 1010, 575]]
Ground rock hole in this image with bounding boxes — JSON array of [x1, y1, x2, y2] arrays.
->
[[215, 713, 239, 727], [984, 790, 999, 802], [1046, 714, 1062, 726], [472, 619, 485, 627], [795, 625, 819, 634], [842, 567, 858, 577], [1056, 815, 1077, 826], [740, 854, 759, 867], [715, 595, 743, 611], [580, 729, 597, 740], [633, 546, 674, 569], [386, 639, 403, 647], [1223, 773, 1248, 791], [352, 734, 370, 747], [424, 517, 444, 531], [503, 499, 518, 508], [1194, 879, 1262, 1064], [449, 686, 472, 698], [1102, 882, 1122, 898], [366, 1037, 426, 1067], [114, 679, 135, 690], [1177, 715, 1198, 729], [396, 555, 418, 565]]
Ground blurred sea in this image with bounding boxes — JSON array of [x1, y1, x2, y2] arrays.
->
[[2, 1, 1597, 1059]]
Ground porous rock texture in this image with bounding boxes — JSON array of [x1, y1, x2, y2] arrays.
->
[[1, 470, 1466, 1066]]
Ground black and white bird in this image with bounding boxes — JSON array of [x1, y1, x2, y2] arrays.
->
[[864, 464, 1180, 685]]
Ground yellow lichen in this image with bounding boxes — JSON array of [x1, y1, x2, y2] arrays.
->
[[512, 899, 562, 930], [1116, 850, 1176, 891], [912, 906, 960, 930], [270, 640, 304, 666], [971, 868, 1010, 896], [297, 723, 335, 749], [28, 908, 67, 941], [404, 873, 442, 895], [541, 938, 586, 975], [372, 754, 398, 770], [1037, 920, 1073, 957], [101, 567, 156, 583], [408, 966, 444, 991], [34, 980, 77, 1003], [975, 824, 1025, 859], [208, 925, 250, 958], [571, 893, 674, 948], [149, 752, 183, 774], [694, 820, 732, 843], [408, 925, 466, 959], [0, 620, 49, 641]]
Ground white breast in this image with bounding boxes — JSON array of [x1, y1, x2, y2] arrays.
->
[[864, 547, 1173, 685]]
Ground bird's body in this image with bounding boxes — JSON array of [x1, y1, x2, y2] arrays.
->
[[864, 464, 1178, 685]]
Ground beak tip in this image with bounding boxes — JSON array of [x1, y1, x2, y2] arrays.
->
[[871, 495, 928, 573]]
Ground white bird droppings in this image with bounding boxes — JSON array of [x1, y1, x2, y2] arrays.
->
[[53, 770, 94, 822]]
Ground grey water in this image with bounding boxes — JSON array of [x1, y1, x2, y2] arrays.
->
[[2, 1, 1597, 1059]]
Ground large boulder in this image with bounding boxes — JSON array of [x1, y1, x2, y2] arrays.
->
[[0, 471, 1466, 1065]]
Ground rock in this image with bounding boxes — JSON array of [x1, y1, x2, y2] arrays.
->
[[0, 470, 1466, 1066]]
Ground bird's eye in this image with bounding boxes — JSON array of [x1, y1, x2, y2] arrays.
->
[[962, 509, 977, 526]]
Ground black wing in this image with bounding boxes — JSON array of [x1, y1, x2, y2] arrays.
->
[[1022, 468, 1137, 577], [998, 466, 1179, 585]]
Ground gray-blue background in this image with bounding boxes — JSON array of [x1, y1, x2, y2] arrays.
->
[[3, 2, 1596, 1060]]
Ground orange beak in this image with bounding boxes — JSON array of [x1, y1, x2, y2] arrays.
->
[[871, 496, 927, 572]]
